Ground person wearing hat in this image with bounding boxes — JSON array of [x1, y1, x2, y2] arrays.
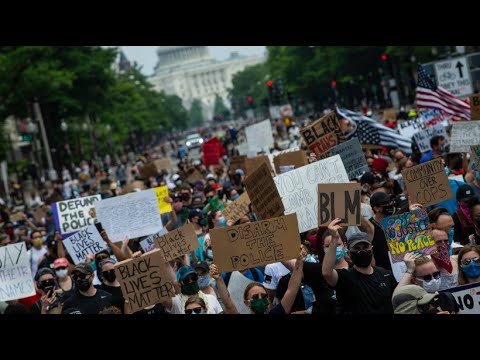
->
[[163, 265, 223, 314], [54, 257, 74, 302], [322, 218, 397, 314], [452, 184, 477, 244], [61, 262, 112, 314], [392, 284, 458, 314], [38, 232, 66, 272], [96, 259, 125, 313], [31, 267, 61, 314], [193, 261, 216, 297]]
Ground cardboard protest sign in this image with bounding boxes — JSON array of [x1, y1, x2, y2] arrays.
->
[[330, 138, 368, 180], [222, 192, 251, 224], [147, 223, 198, 261], [155, 186, 172, 214], [153, 158, 172, 171], [471, 145, 480, 168], [9, 212, 24, 222], [318, 183, 361, 226], [471, 93, 480, 120], [244, 162, 284, 220], [230, 155, 247, 172], [114, 249, 176, 313], [140, 227, 168, 253], [62, 225, 108, 265], [450, 121, 480, 153], [245, 155, 273, 175], [186, 169, 204, 184], [441, 283, 480, 314], [53, 195, 102, 237], [381, 209, 435, 264], [0, 243, 35, 302], [401, 158, 453, 207], [384, 108, 397, 122], [202, 138, 222, 166], [273, 150, 309, 175], [300, 111, 344, 159], [273, 154, 349, 233], [124, 180, 145, 193], [413, 124, 450, 153], [210, 214, 300, 272], [95, 189, 163, 243], [139, 162, 159, 179], [245, 120, 274, 154]]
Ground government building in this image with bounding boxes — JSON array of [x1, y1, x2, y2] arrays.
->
[[148, 46, 265, 119]]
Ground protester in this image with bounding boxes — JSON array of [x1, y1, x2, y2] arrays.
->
[[457, 244, 480, 285], [392, 285, 458, 314]]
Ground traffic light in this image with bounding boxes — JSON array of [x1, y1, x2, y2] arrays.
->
[[247, 96, 254, 108], [381, 54, 388, 61], [266, 80, 273, 88], [331, 80, 337, 87]]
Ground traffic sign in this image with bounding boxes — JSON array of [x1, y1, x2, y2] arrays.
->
[[434, 57, 473, 98]]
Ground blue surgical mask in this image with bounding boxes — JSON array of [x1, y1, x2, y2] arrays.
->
[[462, 262, 480, 279], [206, 249, 213, 259], [232, 194, 240, 201], [197, 275, 210, 289], [217, 216, 227, 227], [448, 227, 454, 256], [324, 247, 347, 262]]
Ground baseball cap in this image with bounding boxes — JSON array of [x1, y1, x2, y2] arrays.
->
[[346, 232, 372, 249], [392, 285, 438, 314], [370, 192, 395, 209], [188, 208, 204, 220], [34, 267, 56, 282], [53, 257, 69, 269], [176, 265, 196, 282], [235, 169, 244, 176], [456, 184, 475, 202], [193, 261, 209, 273], [73, 262, 94, 275]]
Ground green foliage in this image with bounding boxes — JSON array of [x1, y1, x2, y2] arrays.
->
[[189, 99, 204, 127], [213, 94, 230, 120]]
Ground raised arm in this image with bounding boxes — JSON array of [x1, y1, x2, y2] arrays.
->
[[101, 230, 126, 261], [54, 232, 66, 259], [210, 264, 239, 314], [322, 218, 343, 287], [393, 252, 416, 295], [280, 248, 307, 314]]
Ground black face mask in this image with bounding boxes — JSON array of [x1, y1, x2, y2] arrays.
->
[[40, 280, 57, 292], [382, 205, 395, 216], [75, 277, 91, 292], [350, 249, 373, 268], [103, 270, 116, 283]]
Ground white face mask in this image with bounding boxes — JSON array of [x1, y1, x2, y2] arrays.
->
[[207, 249, 213, 259], [420, 277, 441, 293], [55, 269, 68, 278]]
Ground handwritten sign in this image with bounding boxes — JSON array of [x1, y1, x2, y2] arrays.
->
[[223, 192, 251, 224], [450, 121, 480, 153], [62, 225, 108, 264], [95, 189, 163, 243], [230, 155, 247, 173], [274, 154, 349, 233], [441, 283, 480, 314], [140, 227, 168, 253], [401, 158, 453, 207], [273, 150, 308, 175], [245, 120, 274, 154], [397, 118, 425, 138], [471, 93, 480, 120], [149, 223, 198, 261], [245, 155, 273, 176], [0, 243, 35, 302], [186, 170, 204, 184], [419, 109, 451, 127], [244, 162, 284, 220], [300, 111, 344, 159], [330, 138, 369, 180], [381, 209, 435, 263], [210, 214, 300, 272], [115, 249, 176, 313], [53, 195, 102, 237], [153, 158, 172, 171], [318, 183, 361, 226], [155, 186, 172, 214], [139, 162, 159, 179], [202, 138, 221, 166], [413, 124, 450, 153]]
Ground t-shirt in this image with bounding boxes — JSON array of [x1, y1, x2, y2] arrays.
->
[[29, 247, 47, 278], [97, 284, 125, 313], [335, 267, 397, 314], [62, 289, 112, 314], [370, 218, 392, 271], [268, 302, 285, 315], [420, 151, 433, 164], [301, 262, 336, 315], [170, 292, 223, 314], [263, 263, 290, 291]]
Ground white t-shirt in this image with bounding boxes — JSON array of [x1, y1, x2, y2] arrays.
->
[[29, 247, 47, 278], [263, 263, 290, 291], [170, 292, 223, 314]]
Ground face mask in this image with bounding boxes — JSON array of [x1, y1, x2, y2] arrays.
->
[[232, 194, 240, 201], [55, 269, 68, 278], [421, 277, 442, 293], [42, 235, 47, 242], [40, 280, 57, 291], [350, 249, 373, 268], [382, 205, 395, 216], [90, 262, 97, 272], [249, 298, 269, 314], [181, 281, 199, 295], [217, 216, 227, 228], [103, 270, 116, 283], [75, 277, 91, 292], [206, 249, 213, 259], [323, 247, 347, 262], [32, 239, 43, 248], [197, 275, 210, 289], [462, 262, 480, 279]]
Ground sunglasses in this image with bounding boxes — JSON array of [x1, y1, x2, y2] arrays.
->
[[73, 273, 90, 280], [183, 274, 198, 284], [461, 256, 480, 267], [185, 307, 204, 315], [416, 271, 441, 282], [250, 293, 268, 300], [55, 267, 67, 271]]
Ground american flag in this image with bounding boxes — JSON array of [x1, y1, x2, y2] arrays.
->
[[415, 65, 470, 120], [336, 108, 412, 154]]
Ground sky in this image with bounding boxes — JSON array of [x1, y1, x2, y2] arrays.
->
[[120, 46, 266, 76]]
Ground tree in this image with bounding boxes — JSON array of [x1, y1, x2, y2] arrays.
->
[[213, 94, 230, 121], [189, 99, 204, 127]]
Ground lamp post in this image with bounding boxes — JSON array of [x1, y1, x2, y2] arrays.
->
[[33, 100, 57, 181]]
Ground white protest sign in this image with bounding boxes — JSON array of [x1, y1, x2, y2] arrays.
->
[[54, 195, 101, 236], [397, 119, 426, 138], [227, 271, 254, 314], [95, 189, 163, 243], [419, 109, 451, 127], [63, 225, 108, 264], [140, 227, 168, 253], [0, 243, 35, 302], [246, 119, 274, 154], [273, 154, 349, 233], [413, 124, 450, 153], [441, 283, 480, 314], [450, 121, 480, 153], [435, 57, 473, 98]]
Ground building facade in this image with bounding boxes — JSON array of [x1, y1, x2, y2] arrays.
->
[[148, 46, 265, 120]]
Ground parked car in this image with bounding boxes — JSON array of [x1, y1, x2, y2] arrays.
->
[[185, 133, 204, 149]]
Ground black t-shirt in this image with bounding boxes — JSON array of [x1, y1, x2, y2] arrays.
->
[[97, 284, 125, 313], [370, 218, 392, 271], [300, 262, 336, 315], [135, 303, 167, 315], [335, 267, 397, 314], [62, 289, 112, 314]]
